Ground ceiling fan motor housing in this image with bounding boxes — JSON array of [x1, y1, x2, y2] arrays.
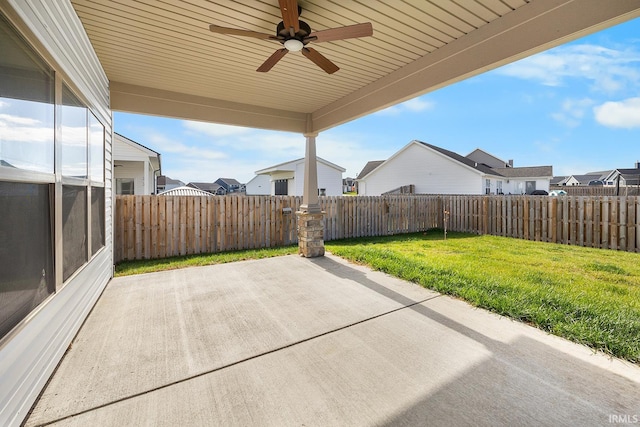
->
[[277, 20, 312, 41]]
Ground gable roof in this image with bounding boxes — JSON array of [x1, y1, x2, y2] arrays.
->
[[492, 166, 553, 178], [357, 161, 385, 180], [216, 178, 242, 186], [255, 157, 346, 175], [465, 148, 508, 168], [551, 176, 569, 185], [186, 182, 224, 193], [615, 168, 640, 175], [157, 176, 184, 186], [114, 133, 160, 157], [359, 141, 551, 181], [416, 141, 501, 176], [114, 133, 162, 173], [568, 174, 601, 185]]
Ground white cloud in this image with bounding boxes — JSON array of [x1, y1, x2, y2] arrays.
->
[[551, 98, 595, 127], [183, 121, 253, 137], [375, 97, 435, 116], [182, 119, 305, 157], [143, 131, 227, 160], [317, 131, 396, 178], [497, 44, 640, 93], [0, 113, 41, 126], [0, 115, 52, 142], [594, 97, 640, 129]]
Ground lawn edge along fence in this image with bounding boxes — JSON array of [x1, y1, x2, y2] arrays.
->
[[115, 195, 640, 262]]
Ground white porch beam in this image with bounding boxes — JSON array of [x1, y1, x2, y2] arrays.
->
[[110, 82, 308, 133]]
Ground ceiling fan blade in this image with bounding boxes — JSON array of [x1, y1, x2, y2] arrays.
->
[[257, 49, 288, 72], [302, 47, 339, 74], [309, 22, 373, 43], [209, 24, 274, 40], [278, 0, 300, 35]]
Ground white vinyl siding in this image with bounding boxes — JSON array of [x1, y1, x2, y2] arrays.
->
[[294, 161, 343, 197], [361, 142, 484, 196], [0, 2, 112, 426], [245, 174, 271, 195], [113, 161, 156, 195], [503, 178, 551, 195]]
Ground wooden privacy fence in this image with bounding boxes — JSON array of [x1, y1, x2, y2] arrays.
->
[[549, 186, 640, 196], [114, 195, 441, 262], [441, 195, 640, 252], [115, 194, 640, 262]]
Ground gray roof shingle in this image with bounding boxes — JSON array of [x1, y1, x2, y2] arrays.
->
[[492, 166, 553, 178]]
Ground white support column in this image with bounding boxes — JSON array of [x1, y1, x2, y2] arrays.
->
[[300, 132, 321, 213], [296, 132, 325, 257]]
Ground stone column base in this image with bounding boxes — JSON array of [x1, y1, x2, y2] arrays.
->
[[296, 211, 325, 258]]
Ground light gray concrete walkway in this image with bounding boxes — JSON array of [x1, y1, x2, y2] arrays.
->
[[26, 254, 640, 426]]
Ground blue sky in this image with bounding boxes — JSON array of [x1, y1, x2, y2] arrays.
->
[[114, 17, 640, 184]]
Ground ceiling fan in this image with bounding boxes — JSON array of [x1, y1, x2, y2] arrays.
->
[[209, 0, 373, 74]]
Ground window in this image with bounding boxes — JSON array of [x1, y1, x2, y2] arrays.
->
[[89, 113, 104, 182], [485, 179, 491, 195], [0, 15, 57, 340], [62, 186, 88, 281], [0, 11, 107, 340], [497, 180, 503, 194], [0, 14, 55, 173], [274, 179, 288, 195], [0, 182, 55, 339], [91, 187, 105, 256], [116, 178, 135, 195], [61, 85, 88, 178], [526, 181, 536, 195]]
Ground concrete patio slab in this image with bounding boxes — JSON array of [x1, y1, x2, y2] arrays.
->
[[26, 254, 640, 426]]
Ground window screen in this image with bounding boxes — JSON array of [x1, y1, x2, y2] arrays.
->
[[0, 182, 54, 339], [62, 185, 87, 281], [91, 186, 105, 256]]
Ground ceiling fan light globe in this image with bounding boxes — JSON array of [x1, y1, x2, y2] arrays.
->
[[284, 39, 304, 52]]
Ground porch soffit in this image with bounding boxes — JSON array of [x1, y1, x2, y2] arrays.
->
[[70, 0, 640, 134]]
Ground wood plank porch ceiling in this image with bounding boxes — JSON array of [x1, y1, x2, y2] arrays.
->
[[70, 0, 640, 133]]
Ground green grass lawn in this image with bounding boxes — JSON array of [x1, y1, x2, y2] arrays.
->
[[326, 231, 640, 363], [115, 245, 298, 277]]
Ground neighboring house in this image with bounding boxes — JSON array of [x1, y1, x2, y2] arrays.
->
[[113, 133, 161, 195], [246, 157, 345, 196], [186, 182, 226, 195], [215, 178, 243, 193], [158, 186, 214, 196], [156, 175, 184, 193], [594, 163, 640, 187], [357, 140, 552, 196], [357, 161, 385, 184], [563, 174, 601, 186], [245, 174, 271, 195], [492, 166, 553, 195], [343, 177, 357, 193], [550, 176, 569, 186]]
